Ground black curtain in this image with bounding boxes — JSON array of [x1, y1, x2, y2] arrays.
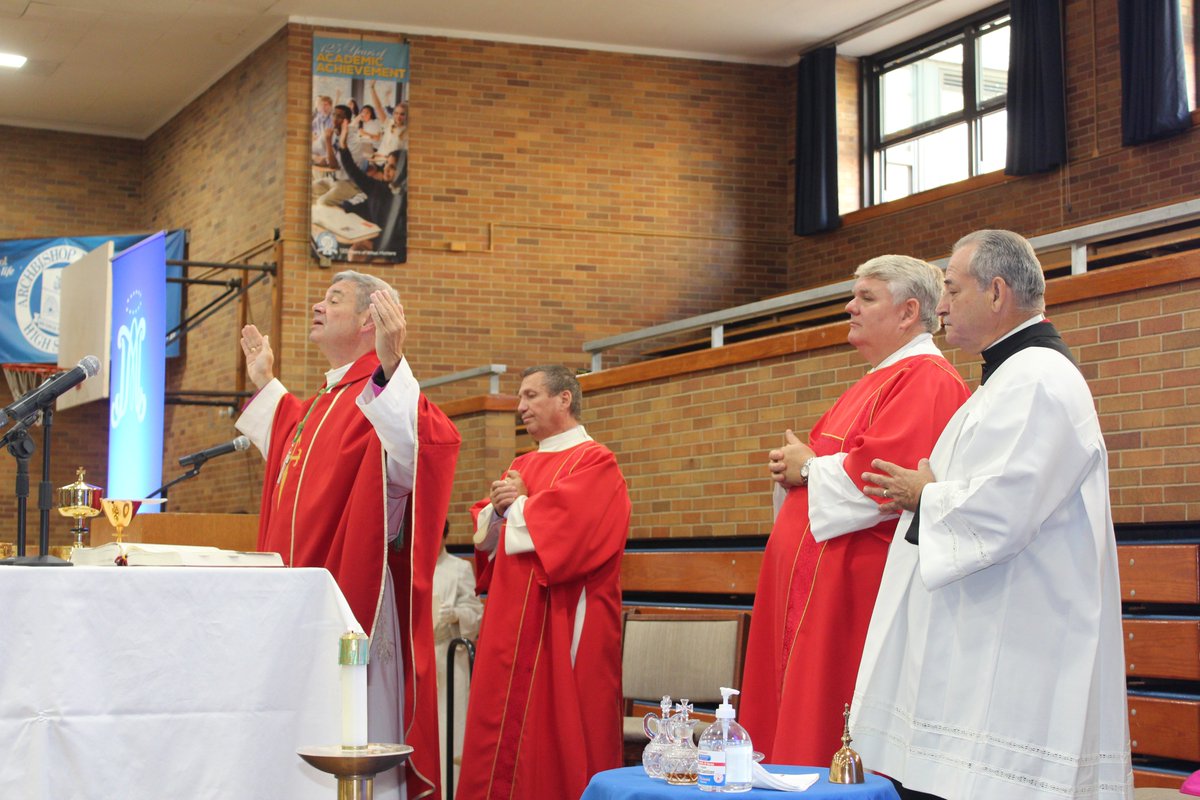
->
[[794, 46, 840, 236], [1119, 0, 1192, 146], [1005, 0, 1067, 175]]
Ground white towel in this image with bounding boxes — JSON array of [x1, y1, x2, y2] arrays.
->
[[751, 763, 820, 791]]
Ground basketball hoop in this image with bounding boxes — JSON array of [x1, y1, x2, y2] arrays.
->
[[2, 363, 64, 425]]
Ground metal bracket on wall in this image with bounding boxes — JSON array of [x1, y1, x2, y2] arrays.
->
[[165, 259, 275, 347]]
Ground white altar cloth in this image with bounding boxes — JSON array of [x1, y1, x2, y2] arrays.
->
[[0, 566, 356, 799]]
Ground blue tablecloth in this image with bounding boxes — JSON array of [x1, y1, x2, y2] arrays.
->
[[581, 766, 899, 800]]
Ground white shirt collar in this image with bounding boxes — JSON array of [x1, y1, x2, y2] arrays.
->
[[325, 362, 354, 387], [872, 332, 941, 372], [536, 424, 592, 453], [989, 314, 1046, 349]]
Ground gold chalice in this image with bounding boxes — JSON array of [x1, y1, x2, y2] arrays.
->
[[100, 498, 165, 545], [57, 467, 102, 549]]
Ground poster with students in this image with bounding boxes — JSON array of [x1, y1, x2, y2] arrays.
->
[[310, 35, 409, 264]]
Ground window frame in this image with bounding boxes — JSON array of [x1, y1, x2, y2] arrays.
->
[[861, 2, 1011, 207]]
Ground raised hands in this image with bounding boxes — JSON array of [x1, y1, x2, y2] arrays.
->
[[240, 324, 274, 389], [369, 290, 406, 380]]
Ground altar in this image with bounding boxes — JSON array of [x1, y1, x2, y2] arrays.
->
[[0, 566, 355, 799]]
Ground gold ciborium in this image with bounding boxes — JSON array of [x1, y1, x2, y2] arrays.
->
[[57, 467, 102, 549]]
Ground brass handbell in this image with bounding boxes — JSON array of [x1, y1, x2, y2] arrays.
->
[[828, 702, 864, 784]]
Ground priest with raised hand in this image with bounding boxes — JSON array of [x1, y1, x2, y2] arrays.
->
[[236, 270, 460, 800], [457, 365, 630, 800], [855, 230, 1132, 800], [739, 255, 970, 768]]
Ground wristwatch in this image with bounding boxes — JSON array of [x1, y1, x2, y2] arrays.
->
[[800, 457, 815, 484]]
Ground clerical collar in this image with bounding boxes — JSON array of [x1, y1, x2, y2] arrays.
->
[[979, 316, 1076, 385], [872, 332, 940, 372], [325, 362, 353, 388], [537, 425, 593, 453]]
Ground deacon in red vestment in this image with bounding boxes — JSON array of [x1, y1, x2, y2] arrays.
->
[[739, 255, 969, 768], [457, 365, 630, 800], [237, 271, 459, 800]]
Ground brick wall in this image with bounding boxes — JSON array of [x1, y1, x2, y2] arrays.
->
[[0, 125, 145, 541], [1, 3, 1197, 534], [567, 256, 1200, 540], [787, 0, 1200, 286], [278, 25, 793, 406]]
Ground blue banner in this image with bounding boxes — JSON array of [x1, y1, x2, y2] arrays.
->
[[0, 230, 185, 363], [107, 233, 166, 510]]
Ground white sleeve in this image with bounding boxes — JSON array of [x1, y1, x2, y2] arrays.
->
[[452, 559, 484, 639], [234, 379, 288, 458], [473, 504, 504, 561], [808, 453, 896, 542], [916, 365, 1100, 590], [357, 358, 418, 542], [502, 496, 535, 555]]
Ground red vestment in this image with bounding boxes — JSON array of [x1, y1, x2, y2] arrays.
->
[[739, 353, 968, 766], [457, 437, 630, 800], [256, 353, 460, 800]]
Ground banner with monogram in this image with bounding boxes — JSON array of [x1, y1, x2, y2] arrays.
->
[[0, 230, 185, 363], [310, 35, 409, 264], [107, 232, 166, 510]]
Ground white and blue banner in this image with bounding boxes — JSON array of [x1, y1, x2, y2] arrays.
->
[[0, 230, 184, 363], [107, 232, 166, 510]]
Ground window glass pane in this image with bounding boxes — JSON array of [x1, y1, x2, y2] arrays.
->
[[880, 44, 964, 136], [977, 108, 1007, 173], [879, 142, 915, 202], [914, 123, 969, 192], [976, 25, 1010, 103]]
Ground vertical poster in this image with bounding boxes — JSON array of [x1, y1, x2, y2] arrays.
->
[[107, 232, 166, 510], [310, 36, 409, 264]]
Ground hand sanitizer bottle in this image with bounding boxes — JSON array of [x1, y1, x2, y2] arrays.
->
[[697, 687, 753, 793]]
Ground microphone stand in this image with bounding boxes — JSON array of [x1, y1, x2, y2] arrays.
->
[[0, 405, 70, 566], [146, 459, 211, 509]]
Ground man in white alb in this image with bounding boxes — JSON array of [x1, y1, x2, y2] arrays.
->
[[854, 229, 1133, 800]]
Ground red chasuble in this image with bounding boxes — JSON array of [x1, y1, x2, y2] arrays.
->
[[457, 439, 630, 800], [739, 354, 968, 767], [256, 352, 460, 800]]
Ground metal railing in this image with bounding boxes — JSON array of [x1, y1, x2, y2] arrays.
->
[[583, 198, 1200, 371], [419, 364, 507, 394]]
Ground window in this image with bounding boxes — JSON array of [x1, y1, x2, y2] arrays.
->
[[863, 5, 1010, 205]]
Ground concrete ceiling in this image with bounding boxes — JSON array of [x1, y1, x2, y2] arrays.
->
[[0, 0, 997, 139]]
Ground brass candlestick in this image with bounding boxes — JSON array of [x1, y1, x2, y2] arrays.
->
[[297, 744, 412, 800], [829, 702, 864, 784]]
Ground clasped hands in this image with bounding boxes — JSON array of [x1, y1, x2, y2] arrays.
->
[[490, 470, 527, 515], [767, 429, 935, 513]]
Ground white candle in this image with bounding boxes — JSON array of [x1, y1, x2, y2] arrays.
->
[[339, 631, 369, 749]]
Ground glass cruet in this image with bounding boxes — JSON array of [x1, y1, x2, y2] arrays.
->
[[641, 694, 674, 779]]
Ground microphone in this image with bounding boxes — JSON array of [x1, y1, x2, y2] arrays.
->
[[179, 435, 251, 467], [3, 355, 101, 423]]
